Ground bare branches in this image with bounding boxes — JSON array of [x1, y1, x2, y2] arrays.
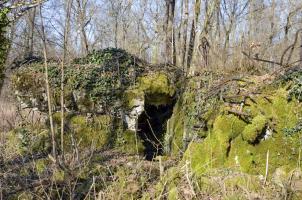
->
[[242, 51, 283, 67], [280, 29, 302, 66], [5, 0, 48, 22], [243, 28, 302, 69]]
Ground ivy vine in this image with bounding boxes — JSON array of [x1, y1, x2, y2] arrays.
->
[[0, 7, 9, 88]]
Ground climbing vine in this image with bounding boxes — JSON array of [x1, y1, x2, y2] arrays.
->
[[283, 121, 302, 137], [275, 69, 302, 102], [288, 75, 302, 102], [13, 48, 145, 113], [71, 48, 144, 103], [0, 7, 9, 88]]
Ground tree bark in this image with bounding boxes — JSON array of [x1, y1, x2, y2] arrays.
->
[[25, 7, 36, 57], [164, 0, 170, 63], [171, 0, 176, 65], [187, 0, 201, 71], [164, 0, 175, 64], [182, 0, 189, 70], [76, 0, 89, 55], [300, 33, 302, 68]]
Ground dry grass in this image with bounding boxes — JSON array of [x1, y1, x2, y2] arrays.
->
[[0, 96, 47, 133], [0, 98, 18, 132]]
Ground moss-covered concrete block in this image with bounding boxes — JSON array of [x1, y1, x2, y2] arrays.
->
[[181, 78, 302, 177], [242, 115, 267, 143], [68, 115, 112, 150]]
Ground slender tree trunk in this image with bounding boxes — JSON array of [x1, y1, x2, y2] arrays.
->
[[300, 33, 302, 67], [39, 4, 56, 161], [215, 1, 221, 39], [269, 0, 275, 69], [171, 0, 176, 65], [178, 0, 183, 65], [187, 20, 196, 71], [182, 0, 189, 70], [81, 25, 89, 54], [76, 0, 89, 55], [199, 0, 218, 69], [61, 0, 73, 161], [164, 0, 176, 64], [164, 0, 170, 63], [187, 0, 201, 71], [122, 23, 127, 49], [25, 7, 36, 57], [269, 0, 275, 45], [114, 17, 118, 48]]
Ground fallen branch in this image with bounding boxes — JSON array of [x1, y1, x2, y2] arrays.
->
[[242, 51, 283, 67], [227, 109, 250, 117], [280, 29, 302, 66]]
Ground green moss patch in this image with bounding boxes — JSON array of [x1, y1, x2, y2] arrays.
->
[[67, 115, 112, 150], [124, 72, 176, 109], [181, 83, 302, 176], [242, 115, 267, 144], [183, 114, 246, 174], [118, 130, 144, 154]]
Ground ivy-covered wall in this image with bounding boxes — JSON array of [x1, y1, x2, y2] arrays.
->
[[12, 48, 146, 113], [0, 7, 9, 89]]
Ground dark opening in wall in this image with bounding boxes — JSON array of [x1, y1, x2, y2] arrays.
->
[[137, 103, 174, 161]]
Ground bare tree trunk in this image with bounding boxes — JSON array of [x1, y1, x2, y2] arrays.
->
[[187, 0, 201, 71], [171, 0, 176, 65], [164, 0, 175, 64], [114, 17, 118, 48], [39, 4, 56, 161], [25, 7, 36, 57], [300, 33, 302, 67], [76, 0, 89, 55], [182, 0, 189, 70], [164, 0, 170, 63], [215, 0, 221, 39], [60, 0, 73, 161], [198, 0, 218, 69], [269, 0, 275, 69], [187, 20, 196, 71], [269, 0, 275, 45], [81, 25, 89, 54], [178, 0, 183, 65]]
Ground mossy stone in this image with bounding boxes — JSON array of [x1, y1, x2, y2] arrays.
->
[[68, 115, 111, 150], [183, 114, 246, 175], [242, 115, 267, 143], [124, 72, 176, 109]]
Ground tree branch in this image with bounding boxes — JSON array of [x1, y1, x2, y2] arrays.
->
[[242, 51, 283, 66]]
